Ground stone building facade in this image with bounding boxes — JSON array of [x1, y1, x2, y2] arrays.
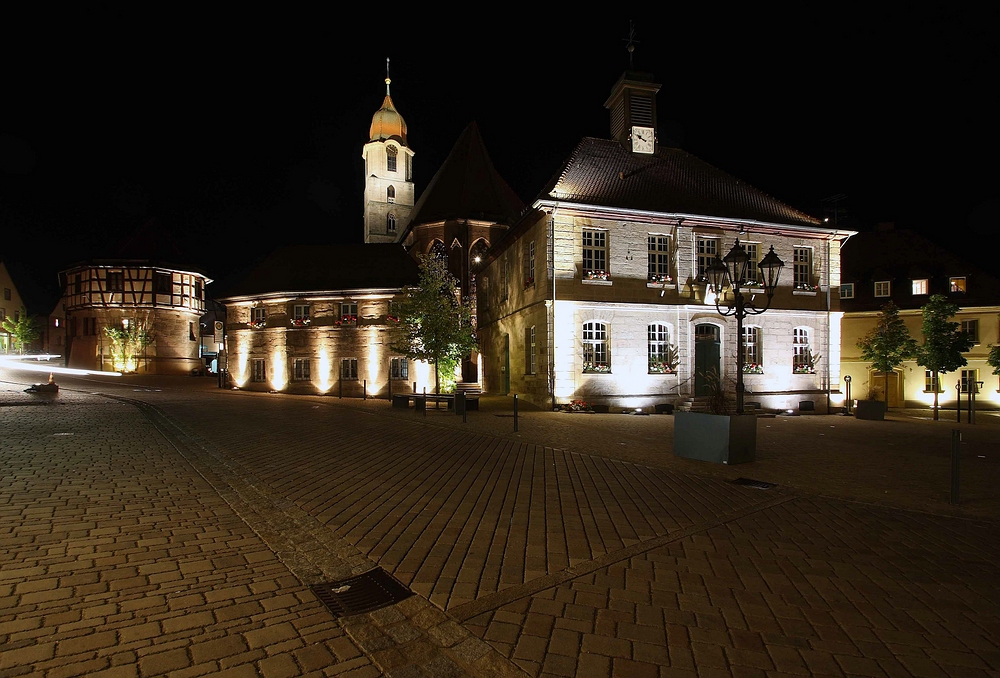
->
[[477, 71, 855, 412], [218, 244, 424, 396], [0, 260, 27, 354], [840, 225, 1000, 409], [57, 260, 209, 374]]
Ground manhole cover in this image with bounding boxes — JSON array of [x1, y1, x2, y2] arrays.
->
[[730, 477, 776, 490], [310, 568, 413, 618]]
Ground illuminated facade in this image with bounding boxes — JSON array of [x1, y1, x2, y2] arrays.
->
[[477, 71, 855, 412], [0, 260, 27, 354], [57, 260, 210, 374], [218, 244, 425, 395], [840, 226, 1000, 409]]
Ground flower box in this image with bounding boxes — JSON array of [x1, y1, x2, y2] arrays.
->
[[335, 315, 357, 326], [648, 273, 673, 284], [742, 364, 764, 374], [386, 315, 399, 323], [523, 277, 534, 289], [290, 318, 310, 327], [583, 362, 611, 374], [583, 270, 611, 282], [792, 366, 816, 374], [794, 283, 820, 292], [648, 362, 675, 374], [248, 320, 266, 329]]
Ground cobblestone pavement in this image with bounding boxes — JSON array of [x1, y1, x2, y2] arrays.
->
[[2, 368, 999, 677]]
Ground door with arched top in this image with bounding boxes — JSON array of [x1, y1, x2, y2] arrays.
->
[[694, 324, 721, 396]]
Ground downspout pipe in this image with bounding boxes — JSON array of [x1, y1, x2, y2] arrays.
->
[[550, 205, 558, 411]]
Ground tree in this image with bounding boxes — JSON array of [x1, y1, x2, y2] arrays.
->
[[390, 255, 477, 394], [855, 302, 917, 407], [914, 294, 974, 420], [104, 315, 153, 373], [988, 343, 1000, 379], [1, 306, 39, 354]]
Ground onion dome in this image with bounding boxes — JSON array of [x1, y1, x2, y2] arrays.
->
[[369, 76, 407, 144]]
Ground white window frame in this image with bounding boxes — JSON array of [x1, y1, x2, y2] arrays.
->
[[840, 283, 855, 299], [742, 242, 760, 284], [647, 323, 673, 373], [251, 307, 267, 328], [582, 229, 609, 280], [340, 301, 358, 324], [293, 304, 310, 321], [386, 185, 395, 203], [293, 358, 311, 381], [524, 241, 535, 288], [793, 247, 813, 289], [647, 235, 671, 283], [695, 236, 718, 280], [924, 370, 941, 393], [742, 326, 762, 373], [390, 357, 408, 380], [341, 358, 358, 380], [912, 279, 928, 295], [792, 328, 813, 374], [251, 359, 266, 383], [960, 369, 979, 393], [528, 325, 536, 375], [961, 319, 979, 344], [582, 321, 610, 373], [874, 281, 891, 298]]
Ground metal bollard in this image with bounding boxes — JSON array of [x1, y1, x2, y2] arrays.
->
[[950, 429, 961, 504], [513, 394, 519, 432], [423, 387, 427, 417], [364, 379, 367, 400]]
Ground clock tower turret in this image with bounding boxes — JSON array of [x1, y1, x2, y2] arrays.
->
[[604, 70, 661, 155]]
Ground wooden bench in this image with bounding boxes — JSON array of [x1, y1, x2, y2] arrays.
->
[[392, 393, 479, 411]]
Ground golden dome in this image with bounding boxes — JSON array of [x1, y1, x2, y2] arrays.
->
[[369, 78, 407, 144]]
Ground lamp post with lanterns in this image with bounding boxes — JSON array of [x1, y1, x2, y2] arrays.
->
[[705, 239, 785, 415]]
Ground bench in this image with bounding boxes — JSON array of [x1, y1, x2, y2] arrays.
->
[[391, 393, 479, 412]]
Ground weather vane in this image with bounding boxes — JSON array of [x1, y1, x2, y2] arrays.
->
[[623, 21, 639, 69]]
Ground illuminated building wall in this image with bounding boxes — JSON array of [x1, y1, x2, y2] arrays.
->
[[223, 292, 428, 396], [0, 260, 27, 354], [478, 208, 851, 412], [57, 262, 209, 374]]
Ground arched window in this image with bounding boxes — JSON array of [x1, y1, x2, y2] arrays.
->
[[386, 185, 395, 203], [792, 328, 813, 374], [469, 239, 489, 268], [582, 322, 610, 373], [648, 323, 673, 373], [387, 213, 396, 233], [386, 145, 397, 172], [742, 326, 762, 373], [430, 240, 447, 261]]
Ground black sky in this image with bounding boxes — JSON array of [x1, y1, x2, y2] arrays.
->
[[2, 10, 997, 313]]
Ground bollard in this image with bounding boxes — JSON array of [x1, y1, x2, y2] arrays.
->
[[339, 378, 343, 399], [364, 379, 367, 400], [970, 384, 976, 425], [513, 394, 519, 432], [456, 391, 466, 421], [956, 384, 961, 423], [423, 387, 427, 417], [950, 429, 961, 504]]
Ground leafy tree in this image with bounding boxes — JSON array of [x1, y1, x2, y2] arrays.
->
[[988, 343, 1000, 377], [1, 306, 39, 354], [914, 294, 974, 419], [855, 302, 917, 406], [390, 255, 477, 394], [104, 316, 153, 373]]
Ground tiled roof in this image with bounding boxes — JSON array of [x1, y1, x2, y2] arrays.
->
[[215, 244, 419, 300], [405, 122, 523, 230], [538, 138, 822, 227], [841, 228, 1000, 311]]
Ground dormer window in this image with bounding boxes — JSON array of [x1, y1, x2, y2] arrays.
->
[[387, 185, 395, 203], [950, 277, 967, 293], [386, 145, 397, 172]]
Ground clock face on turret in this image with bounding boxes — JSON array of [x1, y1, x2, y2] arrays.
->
[[631, 126, 655, 154]]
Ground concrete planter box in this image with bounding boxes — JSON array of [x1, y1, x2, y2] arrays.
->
[[854, 400, 886, 420], [673, 411, 757, 465]]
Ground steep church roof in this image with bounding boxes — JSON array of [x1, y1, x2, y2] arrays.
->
[[404, 122, 524, 230], [538, 137, 822, 228]]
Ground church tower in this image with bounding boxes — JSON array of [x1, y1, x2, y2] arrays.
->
[[362, 61, 415, 244]]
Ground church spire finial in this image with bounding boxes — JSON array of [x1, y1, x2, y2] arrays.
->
[[385, 57, 391, 95], [623, 21, 639, 69]]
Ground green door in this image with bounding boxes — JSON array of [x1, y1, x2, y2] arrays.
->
[[694, 324, 721, 396]]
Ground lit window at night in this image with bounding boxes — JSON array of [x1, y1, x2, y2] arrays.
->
[[583, 230, 608, 279], [912, 279, 928, 295], [950, 277, 967, 293], [582, 321, 610, 373]]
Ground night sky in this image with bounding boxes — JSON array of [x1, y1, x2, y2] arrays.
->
[[2, 11, 996, 314]]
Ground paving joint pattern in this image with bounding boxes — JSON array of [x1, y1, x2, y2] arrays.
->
[[103, 392, 527, 678]]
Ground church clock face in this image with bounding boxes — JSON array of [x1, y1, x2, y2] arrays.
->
[[631, 126, 655, 154]]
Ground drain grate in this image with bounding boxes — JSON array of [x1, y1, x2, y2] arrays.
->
[[310, 568, 413, 618], [730, 477, 776, 490]]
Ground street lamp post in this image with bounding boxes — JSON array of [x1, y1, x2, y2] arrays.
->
[[706, 239, 784, 415]]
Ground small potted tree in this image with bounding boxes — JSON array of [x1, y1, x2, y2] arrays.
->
[[855, 302, 916, 420]]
